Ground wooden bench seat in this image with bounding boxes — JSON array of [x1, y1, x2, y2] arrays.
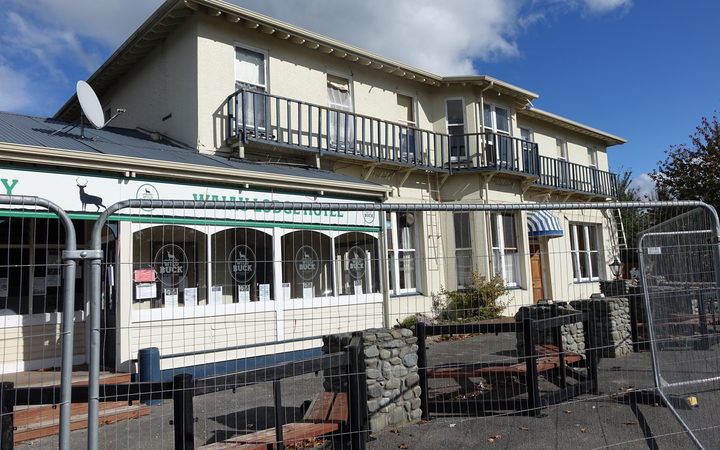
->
[[199, 392, 348, 449], [426, 345, 583, 379]]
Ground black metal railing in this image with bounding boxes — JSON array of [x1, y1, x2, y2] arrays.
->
[[537, 156, 618, 198], [226, 89, 618, 198]]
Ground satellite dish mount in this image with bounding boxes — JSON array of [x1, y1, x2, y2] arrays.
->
[[70, 81, 126, 139]]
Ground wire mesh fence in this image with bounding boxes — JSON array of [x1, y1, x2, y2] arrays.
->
[[1, 199, 719, 449]]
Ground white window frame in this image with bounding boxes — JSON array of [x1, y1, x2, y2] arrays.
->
[[326, 72, 355, 148], [397, 92, 418, 161], [453, 212, 473, 289], [386, 212, 420, 295], [234, 43, 269, 92], [490, 213, 519, 288], [483, 102, 511, 135], [555, 137, 568, 161], [445, 98, 466, 161], [587, 146, 598, 168], [570, 223, 602, 282]]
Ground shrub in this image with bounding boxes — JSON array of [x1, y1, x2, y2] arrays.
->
[[396, 315, 418, 330], [439, 271, 507, 321]]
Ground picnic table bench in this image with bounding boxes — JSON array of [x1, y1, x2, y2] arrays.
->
[[199, 392, 348, 449], [417, 311, 599, 418]]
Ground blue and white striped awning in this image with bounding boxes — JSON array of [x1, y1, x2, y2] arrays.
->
[[527, 211, 564, 237]]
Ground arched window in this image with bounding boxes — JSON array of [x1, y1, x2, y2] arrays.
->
[[335, 232, 379, 295], [132, 226, 207, 308], [282, 231, 333, 299], [211, 228, 273, 302]]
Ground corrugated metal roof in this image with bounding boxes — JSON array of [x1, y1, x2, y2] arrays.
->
[[0, 111, 380, 186]]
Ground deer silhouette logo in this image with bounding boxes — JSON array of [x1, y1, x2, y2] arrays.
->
[[76, 178, 106, 211]]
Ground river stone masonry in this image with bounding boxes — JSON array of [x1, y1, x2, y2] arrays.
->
[[322, 328, 421, 434], [571, 297, 632, 358]]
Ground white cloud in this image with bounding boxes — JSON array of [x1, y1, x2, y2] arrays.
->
[[0, 64, 32, 111], [234, 0, 524, 75], [583, 0, 632, 14], [630, 173, 656, 200]]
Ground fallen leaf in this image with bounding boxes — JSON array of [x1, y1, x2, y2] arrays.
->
[[390, 429, 401, 434], [623, 421, 638, 425], [518, 427, 529, 431], [580, 428, 588, 433], [653, 402, 661, 407], [490, 434, 502, 439], [418, 420, 429, 425], [399, 445, 409, 449], [487, 438, 495, 443], [449, 423, 456, 428], [564, 410, 573, 414]]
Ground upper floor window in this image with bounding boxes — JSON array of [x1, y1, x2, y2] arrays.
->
[[520, 127, 533, 142], [386, 212, 420, 295], [570, 223, 602, 282], [235, 46, 266, 91], [235, 45, 268, 131], [454, 212, 473, 288], [587, 147, 598, 168], [555, 137, 568, 160], [446, 98, 466, 160], [398, 94, 417, 161], [490, 213, 519, 287], [483, 103, 510, 134], [327, 74, 354, 148]]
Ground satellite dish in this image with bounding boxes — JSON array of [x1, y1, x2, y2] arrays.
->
[[76, 80, 105, 129]]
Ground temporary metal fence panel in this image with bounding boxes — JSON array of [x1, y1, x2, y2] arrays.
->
[[639, 206, 720, 448], [6, 199, 717, 449], [0, 195, 78, 450]]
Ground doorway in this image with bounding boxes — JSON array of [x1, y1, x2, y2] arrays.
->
[[529, 240, 544, 303]]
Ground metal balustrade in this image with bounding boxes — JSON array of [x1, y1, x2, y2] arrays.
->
[[226, 89, 618, 198]]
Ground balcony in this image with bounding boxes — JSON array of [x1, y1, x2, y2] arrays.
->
[[226, 89, 617, 198]]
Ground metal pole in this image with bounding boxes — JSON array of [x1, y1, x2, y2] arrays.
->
[[0, 195, 77, 450]]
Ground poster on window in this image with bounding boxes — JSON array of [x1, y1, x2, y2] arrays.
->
[[164, 288, 179, 308], [282, 283, 291, 300], [32, 277, 46, 296], [238, 285, 250, 303], [302, 282, 313, 300], [354, 280, 363, 296], [210, 286, 223, 305], [259, 284, 270, 302], [184, 288, 197, 307], [0, 278, 7, 297], [136, 282, 157, 300]]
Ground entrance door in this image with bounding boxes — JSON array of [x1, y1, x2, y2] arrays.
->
[[529, 241, 544, 303]]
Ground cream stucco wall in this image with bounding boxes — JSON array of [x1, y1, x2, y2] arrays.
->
[[102, 18, 200, 149]]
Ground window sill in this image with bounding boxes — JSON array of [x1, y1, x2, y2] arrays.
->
[[573, 279, 600, 284], [504, 286, 523, 291], [390, 292, 422, 299]]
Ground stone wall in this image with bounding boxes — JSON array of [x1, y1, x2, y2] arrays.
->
[[570, 298, 632, 358], [514, 304, 585, 357], [322, 328, 422, 434]]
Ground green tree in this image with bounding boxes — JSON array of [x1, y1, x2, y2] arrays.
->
[[651, 114, 720, 211]]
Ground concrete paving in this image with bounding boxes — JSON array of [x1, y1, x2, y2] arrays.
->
[[16, 333, 720, 449]]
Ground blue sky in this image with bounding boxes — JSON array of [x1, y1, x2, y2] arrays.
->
[[1, 0, 718, 196]]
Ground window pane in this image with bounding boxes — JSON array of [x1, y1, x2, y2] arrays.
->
[[495, 107, 509, 132], [590, 251, 600, 279], [453, 213, 471, 248], [571, 252, 580, 280], [556, 138, 566, 159], [502, 214, 516, 249], [490, 214, 497, 248], [579, 250, 589, 278], [504, 251, 518, 285], [398, 251, 416, 290], [335, 232, 379, 295], [456, 249, 473, 288], [483, 103, 492, 128], [492, 249, 503, 278], [520, 128, 532, 141], [446, 99, 464, 125], [235, 47, 265, 87]]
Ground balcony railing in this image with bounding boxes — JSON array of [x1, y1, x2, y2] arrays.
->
[[226, 89, 617, 198]]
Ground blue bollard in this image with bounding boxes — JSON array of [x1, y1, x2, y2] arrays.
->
[[138, 347, 161, 405]]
